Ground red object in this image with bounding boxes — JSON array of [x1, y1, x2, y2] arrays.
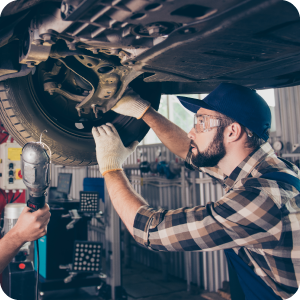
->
[[18, 263, 26, 270], [28, 203, 36, 209], [18, 170, 23, 179], [0, 122, 25, 285], [0, 124, 9, 144], [0, 190, 26, 214]]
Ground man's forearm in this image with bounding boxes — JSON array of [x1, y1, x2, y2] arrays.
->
[[142, 107, 190, 159], [0, 228, 24, 273], [104, 170, 148, 236]]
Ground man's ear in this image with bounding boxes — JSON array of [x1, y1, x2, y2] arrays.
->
[[225, 123, 243, 143]]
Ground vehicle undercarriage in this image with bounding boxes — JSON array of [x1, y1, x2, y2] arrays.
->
[[0, 0, 299, 165]]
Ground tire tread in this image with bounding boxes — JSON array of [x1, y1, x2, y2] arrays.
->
[[0, 81, 80, 165]]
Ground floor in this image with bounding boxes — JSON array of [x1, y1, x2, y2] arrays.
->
[[41, 261, 228, 300], [123, 262, 227, 300]]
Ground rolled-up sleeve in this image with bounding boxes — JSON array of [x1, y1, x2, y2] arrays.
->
[[133, 188, 282, 252]]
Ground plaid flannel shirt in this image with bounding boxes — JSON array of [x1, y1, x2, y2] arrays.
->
[[133, 142, 300, 299]]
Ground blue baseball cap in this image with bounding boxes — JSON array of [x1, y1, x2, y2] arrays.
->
[[178, 83, 271, 141]]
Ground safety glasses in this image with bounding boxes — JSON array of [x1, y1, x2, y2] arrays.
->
[[194, 114, 223, 133]]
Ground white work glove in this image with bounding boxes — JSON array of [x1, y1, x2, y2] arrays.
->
[[92, 123, 139, 176], [111, 88, 151, 119]]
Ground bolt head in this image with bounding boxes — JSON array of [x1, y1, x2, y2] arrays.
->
[[27, 62, 35, 68], [43, 34, 56, 45], [67, 43, 76, 51], [61, 2, 68, 14], [148, 26, 160, 36], [33, 39, 43, 45], [119, 51, 125, 57]]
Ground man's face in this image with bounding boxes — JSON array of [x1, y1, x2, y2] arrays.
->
[[188, 108, 226, 168]]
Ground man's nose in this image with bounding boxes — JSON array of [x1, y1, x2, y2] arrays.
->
[[187, 127, 196, 140]]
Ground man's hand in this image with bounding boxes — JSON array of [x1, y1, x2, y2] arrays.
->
[[12, 204, 51, 244], [92, 123, 139, 175], [111, 88, 151, 119]]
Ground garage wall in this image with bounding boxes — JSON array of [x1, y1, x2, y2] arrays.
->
[[49, 165, 87, 200], [274, 85, 300, 153]]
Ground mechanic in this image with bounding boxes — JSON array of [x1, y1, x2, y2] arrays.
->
[[0, 203, 51, 273], [92, 83, 300, 300]]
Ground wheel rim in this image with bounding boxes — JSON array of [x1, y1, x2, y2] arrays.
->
[[29, 58, 161, 147]]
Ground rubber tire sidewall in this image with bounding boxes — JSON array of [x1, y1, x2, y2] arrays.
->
[[0, 75, 161, 166]]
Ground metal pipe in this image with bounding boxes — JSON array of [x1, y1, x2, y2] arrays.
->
[[191, 171, 201, 288], [181, 167, 192, 292], [123, 164, 140, 170]]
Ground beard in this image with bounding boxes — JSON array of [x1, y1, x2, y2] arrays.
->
[[191, 128, 226, 168]]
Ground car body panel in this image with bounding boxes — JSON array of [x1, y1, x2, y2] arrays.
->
[[0, 0, 300, 94]]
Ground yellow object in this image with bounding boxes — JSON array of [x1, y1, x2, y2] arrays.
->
[[8, 148, 22, 161], [0, 158, 2, 163], [15, 168, 22, 179]]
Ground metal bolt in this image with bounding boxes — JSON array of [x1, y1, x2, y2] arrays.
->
[[68, 5, 74, 13], [33, 39, 43, 45], [109, 49, 119, 55], [147, 26, 160, 36], [27, 62, 35, 68], [119, 51, 126, 58], [76, 107, 82, 117], [43, 34, 56, 45], [67, 42, 76, 51], [61, 1, 68, 14]]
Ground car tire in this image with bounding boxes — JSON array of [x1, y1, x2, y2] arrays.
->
[[0, 74, 161, 166]]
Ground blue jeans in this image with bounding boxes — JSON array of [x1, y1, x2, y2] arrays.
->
[[224, 249, 282, 300]]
